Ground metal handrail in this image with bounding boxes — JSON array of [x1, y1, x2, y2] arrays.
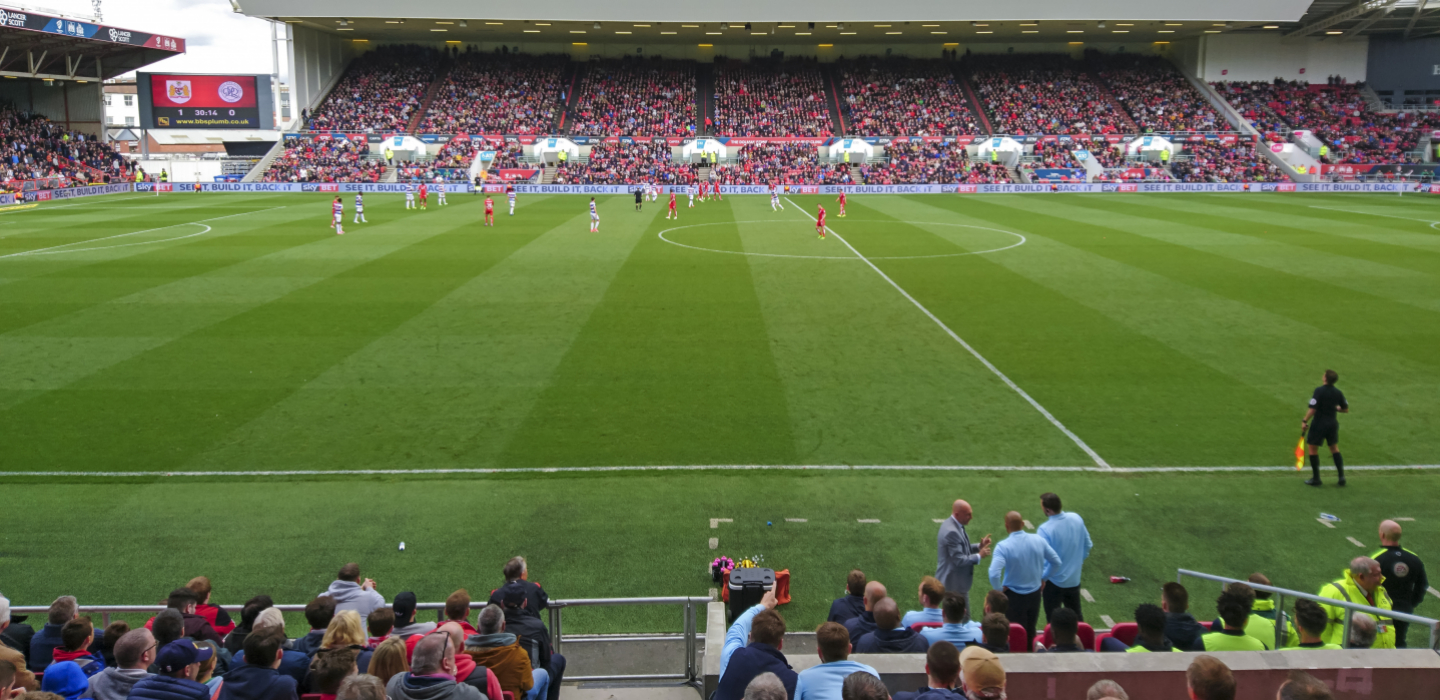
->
[[11, 595, 711, 687], [1177, 569, 1440, 650]]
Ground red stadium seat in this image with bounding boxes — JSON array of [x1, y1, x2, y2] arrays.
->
[[910, 622, 943, 632], [302, 695, 324, 700], [1034, 622, 1095, 651], [503, 693, 515, 700], [1095, 622, 1138, 651], [1008, 623, 1028, 653]]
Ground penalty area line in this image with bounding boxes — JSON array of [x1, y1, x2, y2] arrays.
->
[[782, 196, 1110, 470]]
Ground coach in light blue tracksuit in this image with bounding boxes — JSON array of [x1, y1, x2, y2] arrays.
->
[[989, 511, 1062, 649], [716, 591, 795, 700], [1037, 492, 1093, 624]]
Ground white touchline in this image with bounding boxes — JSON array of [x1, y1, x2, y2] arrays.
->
[[1307, 206, 1438, 224], [1080, 589, 1095, 603], [0, 194, 157, 215], [785, 518, 807, 523], [857, 519, 881, 524], [0, 206, 287, 259], [1394, 517, 1415, 521], [1347, 536, 1366, 548], [1429, 587, 1439, 599], [783, 197, 1110, 469]]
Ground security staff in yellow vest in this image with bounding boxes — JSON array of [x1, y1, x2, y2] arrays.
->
[[135, 169, 144, 183], [843, 151, 850, 164], [1160, 149, 1170, 165], [1190, 588, 1266, 651], [1318, 557, 1396, 649], [1290, 599, 1343, 650], [1117, 604, 1179, 652], [1241, 574, 1297, 647], [990, 149, 998, 164], [1319, 144, 1329, 160], [159, 169, 168, 183], [1204, 582, 1288, 649], [559, 149, 568, 167]]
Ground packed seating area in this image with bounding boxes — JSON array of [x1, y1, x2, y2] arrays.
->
[[429, 139, 477, 172], [477, 144, 524, 180], [570, 59, 695, 137], [577, 141, 695, 185], [856, 142, 1012, 184], [261, 137, 386, 183], [306, 45, 441, 133], [968, 55, 1130, 136], [417, 53, 566, 135], [712, 143, 851, 185], [713, 60, 833, 137], [1210, 81, 1292, 135], [1091, 53, 1225, 133], [1026, 143, 1084, 170], [1170, 142, 1290, 183], [835, 58, 984, 136], [0, 108, 131, 189]]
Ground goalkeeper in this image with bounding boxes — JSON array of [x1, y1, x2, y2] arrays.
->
[[1302, 369, 1349, 487]]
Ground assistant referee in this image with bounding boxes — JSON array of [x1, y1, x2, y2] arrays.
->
[[1303, 369, 1349, 487]]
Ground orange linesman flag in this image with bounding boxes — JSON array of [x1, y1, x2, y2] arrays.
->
[[1295, 435, 1306, 470]]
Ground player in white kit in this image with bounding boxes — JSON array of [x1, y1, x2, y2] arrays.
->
[[589, 197, 600, 232], [770, 184, 781, 211], [688, 183, 695, 208], [331, 197, 345, 235], [353, 193, 366, 223], [650, 182, 659, 202], [506, 185, 517, 215], [405, 184, 416, 210], [434, 177, 448, 206]]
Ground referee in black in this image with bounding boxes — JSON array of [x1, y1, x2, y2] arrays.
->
[[1302, 369, 1349, 486]]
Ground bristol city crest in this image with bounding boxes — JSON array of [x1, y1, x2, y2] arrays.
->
[[166, 80, 192, 104]]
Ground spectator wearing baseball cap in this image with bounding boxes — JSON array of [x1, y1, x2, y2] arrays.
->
[[127, 641, 214, 700], [958, 646, 1004, 700], [497, 583, 565, 700], [487, 558, 548, 620], [390, 594, 435, 640], [43, 661, 92, 700]]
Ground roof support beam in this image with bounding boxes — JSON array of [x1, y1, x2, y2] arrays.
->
[[1404, 3, 1430, 38], [1285, 0, 1401, 39], [1341, 2, 1400, 38], [0, 69, 100, 82]]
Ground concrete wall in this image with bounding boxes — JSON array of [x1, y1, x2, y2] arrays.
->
[[1366, 35, 1440, 96], [0, 79, 105, 136], [1197, 33, 1368, 83], [290, 24, 355, 115]]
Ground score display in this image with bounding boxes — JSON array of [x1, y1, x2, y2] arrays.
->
[[138, 73, 274, 130]]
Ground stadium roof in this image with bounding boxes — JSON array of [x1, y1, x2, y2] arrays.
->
[[0, 5, 185, 81]]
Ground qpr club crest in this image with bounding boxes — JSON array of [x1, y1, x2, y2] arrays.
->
[[166, 80, 193, 104], [218, 81, 245, 103]]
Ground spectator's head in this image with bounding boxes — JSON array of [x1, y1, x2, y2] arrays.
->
[[925, 641, 961, 689], [253, 607, 286, 634], [1215, 589, 1252, 630], [981, 613, 1010, 650], [337, 563, 361, 583], [155, 640, 214, 680], [959, 646, 1005, 699], [1087, 680, 1128, 700], [59, 618, 93, 652], [367, 637, 409, 685], [195, 641, 219, 683], [1186, 655, 1235, 700], [866, 596, 899, 632], [1293, 599, 1328, 643], [1348, 613, 1376, 649], [114, 629, 156, 671], [48, 596, 78, 626], [306, 596, 338, 631], [984, 590, 1008, 617], [1349, 557, 1383, 594], [940, 593, 968, 625], [951, 500, 973, 525], [337, 675, 385, 700], [1004, 511, 1024, 534], [503, 557, 527, 583], [1162, 582, 1189, 614], [1134, 604, 1166, 645], [1247, 574, 1272, 600], [1050, 607, 1080, 647], [1040, 492, 1063, 516], [392, 592, 419, 627], [476, 605, 504, 636], [409, 632, 456, 676], [841, 672, 890, 700], [863, 581, 887, 612], [1379, 519, 1402, 546], [322, 610, 366, 649], [40, 662, 87, 700], [186, 577, 213, 605], [239, 595, 274, 631], [166, 588, 199, 615], [743, 672, 787, 700], [244, 628, 287, 670], [367, 608, 395, 639], [444, 590, 471, 622], [816, 622, 851, 663], [152, 610, 186, 647], [847, 570, 867, 598], [750, 610, 786, 649], [311, 647, 360, 695], [434, 622, 465, 652], [919, 577, 945, 608], [1277, 671, 1333, 700]]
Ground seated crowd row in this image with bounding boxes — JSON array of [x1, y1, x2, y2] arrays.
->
[[0, 108, 133, 190]]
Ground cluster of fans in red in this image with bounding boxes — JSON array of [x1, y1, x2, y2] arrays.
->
[[262, 137, 385, 184], [0, 107, 133, 190]]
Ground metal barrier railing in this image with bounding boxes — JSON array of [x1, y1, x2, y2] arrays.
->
[[1177, 569, 1440, 650], [11, 595, 710, 686]]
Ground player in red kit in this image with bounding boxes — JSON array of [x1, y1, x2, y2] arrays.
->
[[816, 204, 826, 239], [419, 182, 428, 210], [484, 196, 495, 226], [836, 189, 847, 217], [666, 190, 678, 220]]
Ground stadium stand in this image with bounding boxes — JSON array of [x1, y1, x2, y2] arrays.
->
[[1170, 142, 1290, 183], [577, 141, 695, 185], [426, 139, 478, 179], [967, 54, 1130, 135], [306, 45, 442, 133], [1210, 81, 1293, 135], [261, 137, 386, 183], [858, 142, 1011, 184], [713, 60, 834, 137], [417, 53, 567, 135], [0, 107, 133, 188], [476, 143, 524, 182], [570, 58, 696, 137], [1090, 53, 1226, 133], [711, 143, 852, 185], [835, 58, 984, 136]]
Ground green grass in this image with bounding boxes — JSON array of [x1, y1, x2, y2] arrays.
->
[[0, 190, 1437, 641]]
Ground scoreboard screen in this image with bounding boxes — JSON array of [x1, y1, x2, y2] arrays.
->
[[138, 73, 274, 130]]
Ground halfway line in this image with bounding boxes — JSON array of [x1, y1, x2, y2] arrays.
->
[[783, 197, 1110, 469]]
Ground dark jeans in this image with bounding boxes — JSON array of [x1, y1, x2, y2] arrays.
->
[[1394, 618, 1410, 649], [1043, 583, 1084, 623], [1005, 588, 1043, 648], [546, 653, 566, 700]]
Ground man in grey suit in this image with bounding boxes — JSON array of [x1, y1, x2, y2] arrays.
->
[[936, 499, 992, 622]]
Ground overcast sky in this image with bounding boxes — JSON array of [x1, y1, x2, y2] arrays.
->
[[42, 0, 282, 78]]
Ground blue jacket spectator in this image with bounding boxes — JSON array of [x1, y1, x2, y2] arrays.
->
[[128, 640, 215, 700], [290, 597, 335, 657], [1037, 493, 1093, 621], [827, 570, 868, 624], [900, 577, 947, 629], [716, 592, 795, 700], [231, 608, 310, 684], [794, 622, 879, 700], [920, 594, 984, 648], [988, 530, 1062, 596], [854, 598, 929, 654], [43, 661, 91, 700], [221, 627, 300, 700], [893, 641, 965, 700], [30, 597, 104, 674]]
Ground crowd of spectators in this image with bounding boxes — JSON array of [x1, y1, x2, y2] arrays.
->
[[968, 54, 1130, 135], [1170, 142, 1290, 183], [836, 58, 984, 135], [307, 45, 441, 133], [576, 141, 694, 185], [570, 59, 695, 137], [261, 137, 386, 183], [475, 143, 524, 182], [417, 53, 566, 135], [1091, 53, 1225, 133], [710, 143, 850, 185], [1085, 145, 1126, 168], [1210, 81, 1292, 135], [1024, 143, 1083, 170], [713, 60, 833, 137], [856, 142, 1012, 184], [0, 108, 131, 190]]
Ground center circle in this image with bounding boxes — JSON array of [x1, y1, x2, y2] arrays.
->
[[657, 220, 1027, 260]]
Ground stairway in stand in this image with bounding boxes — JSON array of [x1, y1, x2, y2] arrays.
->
[[1083, 65, 1139, 134], [555, 61, 586, 134], [695, 62, 715, 135], [820, 64, 848, 135], [406, 57, 452, 135], [952, 63, 995, 136]]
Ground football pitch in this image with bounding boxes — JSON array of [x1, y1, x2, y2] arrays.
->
[[1, 190, 1437, 640]]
